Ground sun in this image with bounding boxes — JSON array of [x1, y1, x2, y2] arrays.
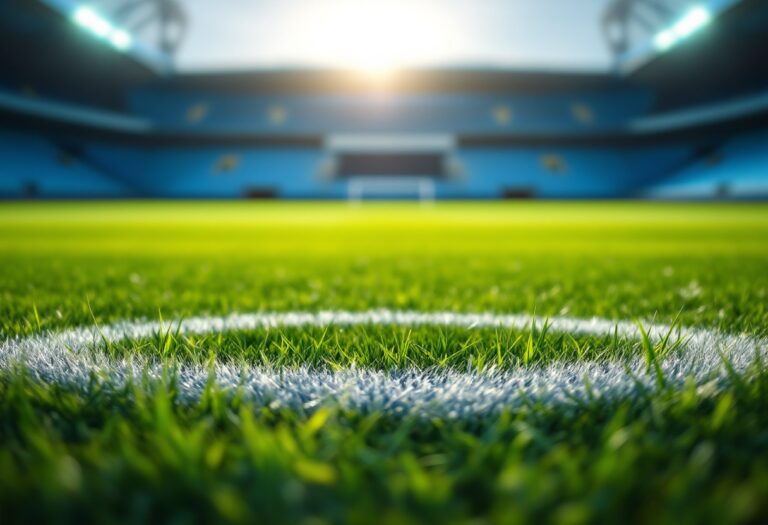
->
[[285, 0, 461, 77]]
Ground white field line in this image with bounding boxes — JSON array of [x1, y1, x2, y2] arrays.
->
[[0, 311, 765, 418]]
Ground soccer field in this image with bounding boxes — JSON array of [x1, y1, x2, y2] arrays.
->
[[1, 202, 768, 524]]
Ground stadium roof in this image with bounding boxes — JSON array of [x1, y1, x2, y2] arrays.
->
[[1, 0, 766, 118]]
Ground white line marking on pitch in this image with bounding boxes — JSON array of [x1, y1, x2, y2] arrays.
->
[[0, 311, 764, 418]]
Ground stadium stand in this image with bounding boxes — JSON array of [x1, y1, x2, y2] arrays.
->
[[645, 130, 768, 199], [0, 0, 767, 199], [0, 130, 136, 198]]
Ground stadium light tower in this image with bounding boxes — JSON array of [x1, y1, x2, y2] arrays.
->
[[88, 0, 188, 56]]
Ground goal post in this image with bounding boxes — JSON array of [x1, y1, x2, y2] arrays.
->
[[321, 134, 455, 202], [347, 176, 436, 203]]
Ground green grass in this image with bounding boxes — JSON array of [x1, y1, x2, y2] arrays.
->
[[103, 324, 643, 370], [1, 201, 768, 524]]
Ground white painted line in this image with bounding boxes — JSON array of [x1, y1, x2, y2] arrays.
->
[[0, 311, 764, 418]]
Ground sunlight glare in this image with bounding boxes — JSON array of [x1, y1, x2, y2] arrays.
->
[[286, 0, 460, 77]]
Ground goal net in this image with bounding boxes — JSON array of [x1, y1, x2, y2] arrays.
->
[[347, 176, 436, 203]]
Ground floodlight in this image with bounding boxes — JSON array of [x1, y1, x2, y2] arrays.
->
[[652, 5, 711, 52], [73, 5, 133, 52], [73, 6, 112, 37], [72, 6, 96, 29], [653, 29, 677, 51], [674, 6, 712, 38], [110, 29, 133, 51]]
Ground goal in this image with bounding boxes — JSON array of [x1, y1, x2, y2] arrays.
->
[[347, 176, 436, 203]]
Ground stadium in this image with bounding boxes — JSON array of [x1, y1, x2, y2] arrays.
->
[[0, 0, 767, 523]]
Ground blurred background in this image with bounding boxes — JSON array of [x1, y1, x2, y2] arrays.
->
[[0, 0, 766, 200]]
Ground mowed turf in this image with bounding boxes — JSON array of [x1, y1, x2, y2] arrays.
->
[[1, 202, 767, 524]]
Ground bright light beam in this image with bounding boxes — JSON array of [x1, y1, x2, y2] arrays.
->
[[72, 5, 133, 51], [282, 0, 461, 79], [653, 5, 712, 52], [653, 29, 677, 51], [109, 29, 133, 51], [73, 6, 112, 37], [674, 6, 712, 37]]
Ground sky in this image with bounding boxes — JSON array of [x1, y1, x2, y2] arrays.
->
[[174, 0, 613, 72]]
